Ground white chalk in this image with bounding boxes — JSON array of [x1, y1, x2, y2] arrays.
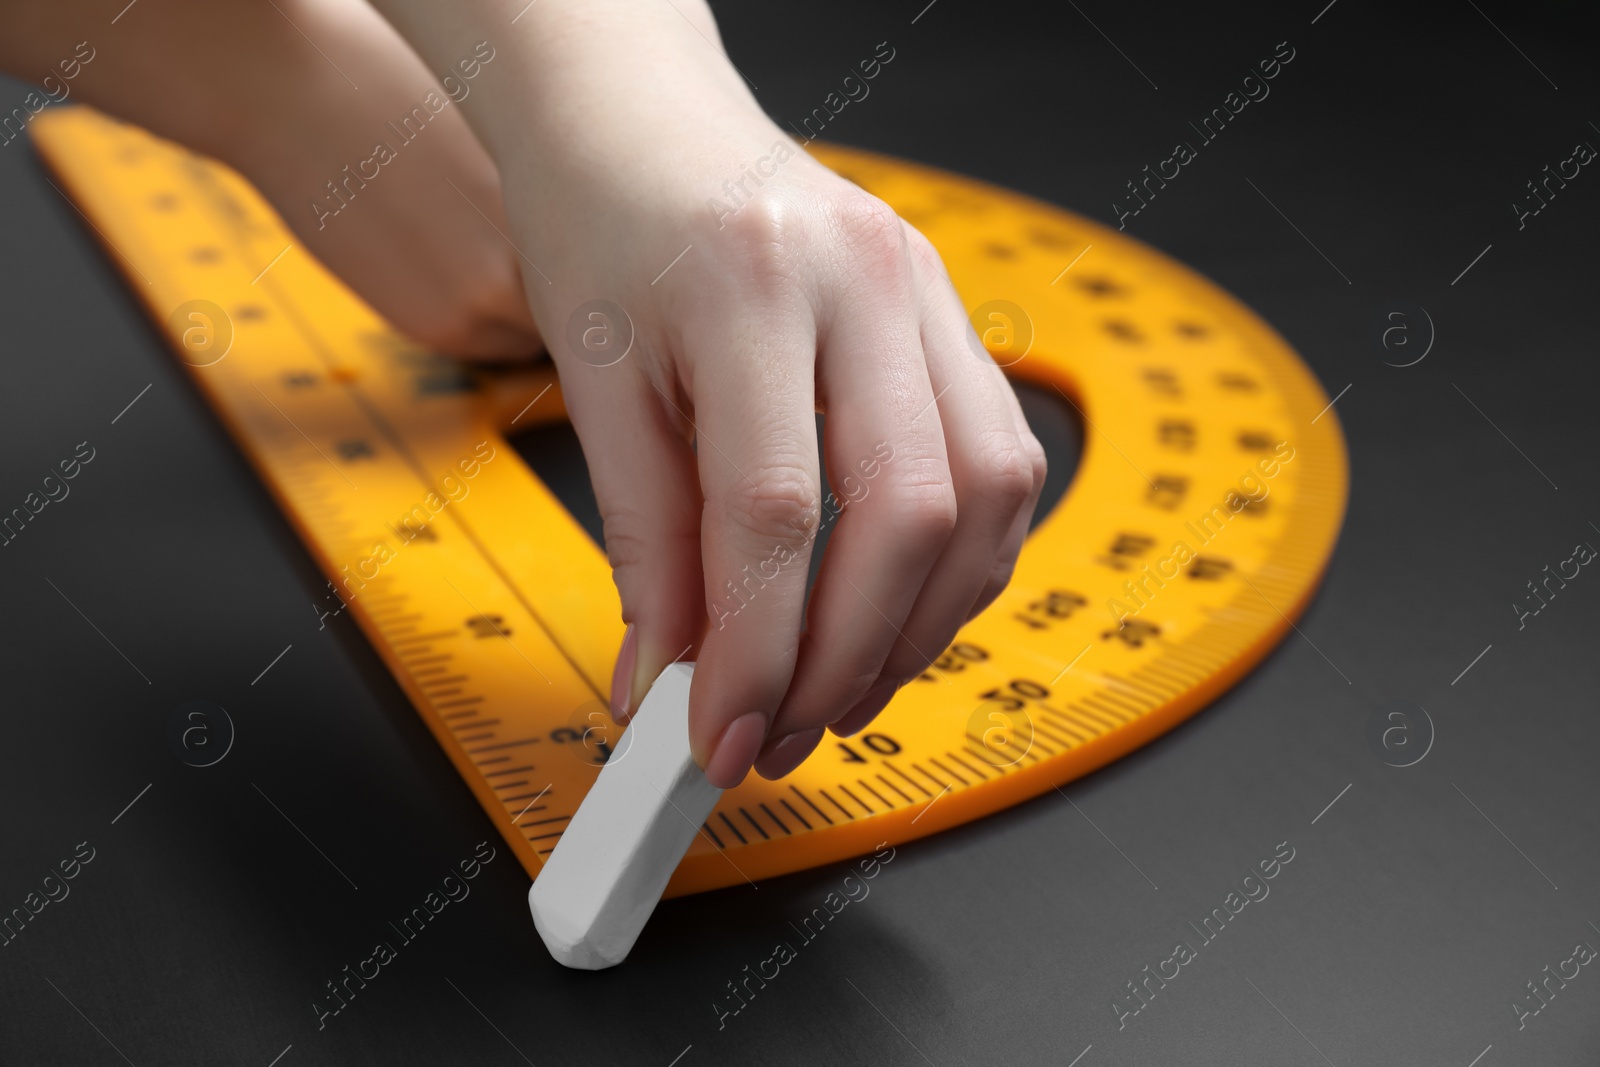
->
[[529, 662, 721, 969]]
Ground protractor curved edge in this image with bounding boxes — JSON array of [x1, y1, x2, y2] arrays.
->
[[662, 143, 1350, 896]]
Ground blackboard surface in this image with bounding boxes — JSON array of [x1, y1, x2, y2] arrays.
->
[[2, 2, 1597, 1064]]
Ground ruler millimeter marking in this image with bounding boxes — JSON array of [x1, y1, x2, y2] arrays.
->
[[33, 107, 1346, 896]]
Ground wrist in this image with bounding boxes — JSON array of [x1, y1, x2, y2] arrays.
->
[[450, 2, 758, 181]]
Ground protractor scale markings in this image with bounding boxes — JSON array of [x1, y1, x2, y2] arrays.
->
[[33, 108, 1345, 896]]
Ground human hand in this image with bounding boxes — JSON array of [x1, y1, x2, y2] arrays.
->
[[0, 0, 540, 359], [435, 1, 1046, 786], [220, 0, 541, 360], [35, 0, 1047, 788]]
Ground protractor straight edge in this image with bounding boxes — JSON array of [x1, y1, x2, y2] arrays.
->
[[30, 107, 1348, 898], [32, 107, 599, 885]]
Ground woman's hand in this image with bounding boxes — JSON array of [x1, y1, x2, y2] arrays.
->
[[220, 0, 542, 360], [4, 0, 1048, 788], [412, 0, 1047, 786], [0, 0, 541, 360]]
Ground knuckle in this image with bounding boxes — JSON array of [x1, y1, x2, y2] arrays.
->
[[882, 473, 958, 548], [827, 191, 908, 269], [835, 663, 886, 703], [602, 506, 698, 607], [719, 196, 806, 284], [968, 574, 1009, 622], [982, 556, 1020, 604], [1022, 430, 1048, 487], [788, 666, 883, 734], [882, 650, 934, 686], [968, 434, 1036, 512], [838, 668, 889, 710], [600, 507, 653, 573], [601, 507, 671, 612], [725, 466, 821, 545], [899, 219, 947, 275]]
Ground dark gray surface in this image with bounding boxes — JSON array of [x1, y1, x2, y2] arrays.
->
[[3, 1, 1598, 1064]]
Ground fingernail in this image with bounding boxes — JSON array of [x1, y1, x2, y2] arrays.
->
[[829, 677, 898, 738], [609, 624, 637, 722], [754, 728, 825, 780], [704, 711, 766, 789]]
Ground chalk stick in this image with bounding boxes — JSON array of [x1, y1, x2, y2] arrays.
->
[[529, 662, 721, 969]]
